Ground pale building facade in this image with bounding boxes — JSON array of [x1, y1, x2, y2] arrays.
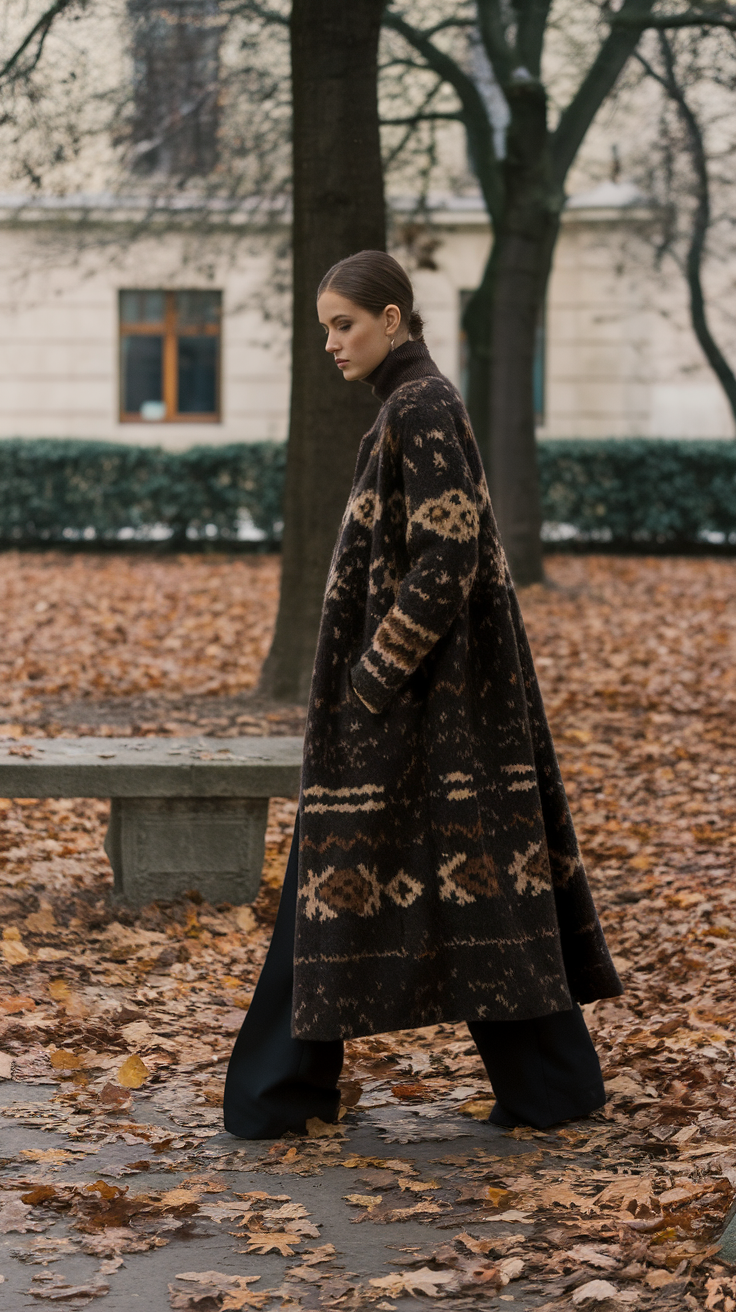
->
[[0, 182, 733, 449]]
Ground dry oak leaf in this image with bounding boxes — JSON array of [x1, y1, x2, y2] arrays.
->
[[232, 906, 257, 935], [18, 1148, 78, 1164], [645, 1267, 685, 1288], [98, 1083, 131, 1109], [455, 1232, 498, 1255], [457, 1098, 495, 1120], [605, 1075, 646, 1097], [49, 1050, 83, 1071], [25, 908, 57, 934], [706, 1277, 736, 1310], [0, 1197, 47, 1234], [568, 1244, 619, 1270], [456, 1182, 512, 1207], [391, 1082, 431, 1100], [535, 1182, 593, 1211], [305, 1117, 343, 1139], [170, 1271, 266, 1311], [244, 1232, 302, 1256], [344, 1194, 382, 1208], [2, 927, 30, 964], [0, 1054, 13, 1080], [594, 1175, 658, 1217], [117, 1055, 150, 1088], [370, 1268, 457, 1298], [158, 1189, 201, 1209], [21, 1187, 59, 1206], [296, 1244, 336, 1266], [0, 994, 36, 1012], [342, 1156, 414, 1172], [262, 1203, 310, 1221], [572, 1280, 637, 1305], [27, 1274, 109, 1300]]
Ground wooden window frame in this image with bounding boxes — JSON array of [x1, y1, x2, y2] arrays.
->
[[119, 289, 222, 423]]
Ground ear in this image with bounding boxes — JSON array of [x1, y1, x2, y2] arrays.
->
[[384, 304, 402, 337]]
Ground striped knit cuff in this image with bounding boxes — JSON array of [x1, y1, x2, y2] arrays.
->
[[350, 660, 389, 715]]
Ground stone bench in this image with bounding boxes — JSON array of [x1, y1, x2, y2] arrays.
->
[[0, 736, 302, 908]]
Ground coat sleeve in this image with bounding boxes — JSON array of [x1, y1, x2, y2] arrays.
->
[[350, 408, 479, 715]]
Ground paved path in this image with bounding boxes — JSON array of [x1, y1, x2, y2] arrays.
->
[[0, 1078, 570, 1310]]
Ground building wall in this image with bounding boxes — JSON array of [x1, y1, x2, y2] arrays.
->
[[0, 195, 733, 448], [545, 204, 735, 439], [0, 222, 290, 448]]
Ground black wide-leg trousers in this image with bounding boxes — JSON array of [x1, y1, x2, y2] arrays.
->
[[223, 818, 606, 1139]]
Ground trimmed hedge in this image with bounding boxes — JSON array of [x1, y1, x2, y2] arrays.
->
[[538, 439, 736, 546], [0, 439, 286, 546], [0, 436, 735, 550]]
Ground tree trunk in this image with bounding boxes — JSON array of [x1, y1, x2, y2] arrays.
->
[[259, 0, 386, 703], [468, 80, 561, 587], [461, 253, 494, 472]]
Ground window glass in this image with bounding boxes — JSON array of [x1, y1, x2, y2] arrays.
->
[[120, 290, 164, 325], [120, 289, 221, 420], [127, 0, 221, 178], [178, 336, 218, 413], [122, 336, 164, 413], [176, 290, 220, 328]]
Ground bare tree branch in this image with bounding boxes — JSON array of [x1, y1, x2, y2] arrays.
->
[[224, 0, 289, 24], [552, 0, 658, 185], [0, 0, 84, 84], [639, 33, 736, 422], [613, 6, 736, 30], [382, 112, 463, 124], [383, 6, 504, 222], [475, 0, 514, 84], [515, 0, 555, 78]]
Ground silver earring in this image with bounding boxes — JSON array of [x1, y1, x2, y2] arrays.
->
[[390, 338, 395, 351]]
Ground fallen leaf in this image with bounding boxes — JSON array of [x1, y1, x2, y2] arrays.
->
[[457, 1098, 495, 1120], [19, 1148, 77, 1163], [49, 1050, 83, 1071], [305, 1117, 342, 1138], [297, 1244, 336, 1266], [645, 1268, 682, 1288], [572, 1279, 621, 1304], [390, 1082, 429, 1100], [244, 1232, 302, 1256], [568, 1244, 619, 1270], [117, 1055, 150, 1088], [27, 1275, 110, 1300], [2, 927, 30, 964], [25, 909, 57, 934], [233, 906, 257, 935], [0, 994, 36, 1012], [0, 1197, 46, 1234], [371, 1267, 457, 1297]]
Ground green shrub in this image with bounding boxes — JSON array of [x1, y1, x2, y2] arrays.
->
[[0, 439, 286, 546], [539, 439, 736, 546], [1, 436, 735, 550]]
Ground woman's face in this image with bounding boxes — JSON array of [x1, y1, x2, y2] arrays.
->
[[317, 290, 404, 382]]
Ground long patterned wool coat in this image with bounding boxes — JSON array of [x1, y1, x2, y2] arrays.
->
[[293, 341, 621, 1041]]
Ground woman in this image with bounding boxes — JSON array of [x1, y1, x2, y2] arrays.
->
[[224, 251, 622, 1139]]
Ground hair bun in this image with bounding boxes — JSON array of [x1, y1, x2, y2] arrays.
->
[[408, 309, 425, 341]]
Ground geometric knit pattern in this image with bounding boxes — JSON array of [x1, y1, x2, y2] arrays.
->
[[294, 341, 622, 1041]]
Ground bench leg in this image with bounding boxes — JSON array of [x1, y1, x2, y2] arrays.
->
[[104, 797, 270, 908]]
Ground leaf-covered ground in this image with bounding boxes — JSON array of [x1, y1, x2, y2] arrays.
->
[[1, 551, 736, 1310]]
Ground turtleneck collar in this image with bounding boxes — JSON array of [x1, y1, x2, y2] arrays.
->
[[363, 339, 442, 403]]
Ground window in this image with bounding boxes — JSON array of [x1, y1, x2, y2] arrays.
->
[[119, 290, 221, 422], [459, 290, 546, 426], [126, 0, 222, 177]]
